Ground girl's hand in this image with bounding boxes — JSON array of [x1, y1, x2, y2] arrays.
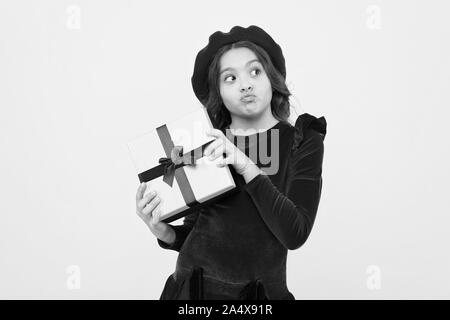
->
[[204, 128, 256, 176], [135, 182, 171, 239]]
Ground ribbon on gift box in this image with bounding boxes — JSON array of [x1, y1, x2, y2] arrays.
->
[[156, 145, 197, 187], [137, 124, 214, 208]]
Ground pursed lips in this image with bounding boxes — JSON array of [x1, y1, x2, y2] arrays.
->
[[241, 94, 256, 102]]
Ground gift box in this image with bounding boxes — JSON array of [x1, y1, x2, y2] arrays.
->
[[127, 107, 237, 223]]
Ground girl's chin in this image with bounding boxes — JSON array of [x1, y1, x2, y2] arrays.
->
[[241, 105, 262, 116]]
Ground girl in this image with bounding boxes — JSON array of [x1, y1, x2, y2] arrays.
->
[[135, 25, 327, 300]]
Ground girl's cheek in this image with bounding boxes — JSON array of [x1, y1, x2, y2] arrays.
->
[[220, 86, 233, 100]]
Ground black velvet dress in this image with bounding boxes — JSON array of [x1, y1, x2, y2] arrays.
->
[[157, 113, 327, 300]]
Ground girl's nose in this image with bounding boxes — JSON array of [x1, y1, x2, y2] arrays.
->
[[240, 84, 253, 92]]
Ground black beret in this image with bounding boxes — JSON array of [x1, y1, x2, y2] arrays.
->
[[191, 25, 286, 103]]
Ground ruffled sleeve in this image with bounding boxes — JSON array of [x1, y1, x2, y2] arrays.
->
[[244, 113, 327, 250], [292, 113, 327, 151]]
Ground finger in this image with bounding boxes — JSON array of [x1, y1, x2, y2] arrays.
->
[[204, 136, 226, 157], [137, 190, 156, 210], [216, 156, 232, 167], [150, 202, 163, 225], [136, 182, 147, 201], [203, 139, 219, 157], [209, 144, 225, 161], [142, 191, 158, 210], [142, 194, 162, 215], [205, 128, 223, 137], [212, 138, 235, 158]]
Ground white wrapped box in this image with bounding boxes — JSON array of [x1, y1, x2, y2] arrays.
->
[[127, 107, 237, 223]]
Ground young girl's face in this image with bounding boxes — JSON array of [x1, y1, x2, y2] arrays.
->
[[218, 47, 272, 121]]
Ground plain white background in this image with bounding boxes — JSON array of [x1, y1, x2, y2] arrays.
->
[[1, 0, 449, 299]]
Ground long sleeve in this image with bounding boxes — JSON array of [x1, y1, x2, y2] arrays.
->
[[157, 209, 200, 252], [244, 121, 326, 250]]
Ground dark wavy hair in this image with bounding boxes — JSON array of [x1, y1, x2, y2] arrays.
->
[[200, 40, 293, 130]]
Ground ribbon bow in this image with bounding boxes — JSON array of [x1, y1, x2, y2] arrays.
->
[[158, 145, 197, 187]]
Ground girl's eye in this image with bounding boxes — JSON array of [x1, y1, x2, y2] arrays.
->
[[251, 68, 261, 76], [223, 67, 262, 83], [224, 75, 235, 82]]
